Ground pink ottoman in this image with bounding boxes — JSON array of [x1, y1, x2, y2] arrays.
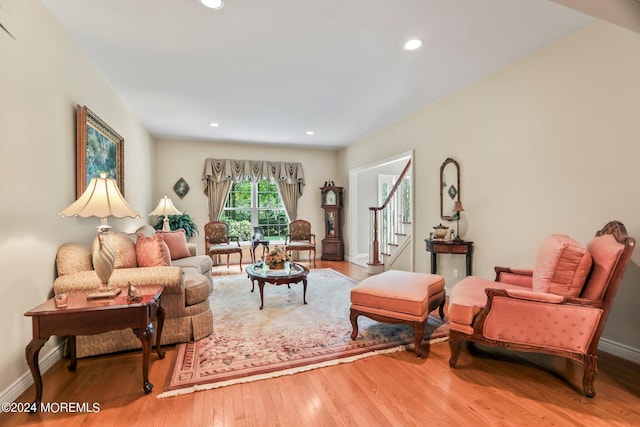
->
[[350, 270, 445, 357]]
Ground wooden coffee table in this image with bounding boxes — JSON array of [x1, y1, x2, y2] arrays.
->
[[23, 287, 165, 412], [246, 262, 309, 309]]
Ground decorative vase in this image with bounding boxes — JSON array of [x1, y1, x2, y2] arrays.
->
[[270, 262, 285, 270], [433, 223, 449, 239]]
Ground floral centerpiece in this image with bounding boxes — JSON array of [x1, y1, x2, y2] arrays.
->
[[264, 245, 290, 269]]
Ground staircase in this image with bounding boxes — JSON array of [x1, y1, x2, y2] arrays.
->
[[368, 159, 412, 274]]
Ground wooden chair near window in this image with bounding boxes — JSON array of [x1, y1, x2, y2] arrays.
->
[[285, 219, 316, 268], [204, 221, 243, 271]]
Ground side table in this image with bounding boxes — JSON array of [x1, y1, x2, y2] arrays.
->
[[250, 239, 269, 264], [425, 239, 474, 276], [24, 287, 165, 412]]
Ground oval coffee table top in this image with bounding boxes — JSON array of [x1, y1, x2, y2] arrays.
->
[[246, 261, 308, 280]]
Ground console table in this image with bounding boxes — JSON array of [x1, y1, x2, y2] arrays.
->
[[425, 239, 474, 276], [24, 287, 165, 412]]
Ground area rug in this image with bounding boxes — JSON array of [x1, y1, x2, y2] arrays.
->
[[159, 268, 448, 398]]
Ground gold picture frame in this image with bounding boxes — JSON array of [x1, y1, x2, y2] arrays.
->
[[76, 105, 124, 198]]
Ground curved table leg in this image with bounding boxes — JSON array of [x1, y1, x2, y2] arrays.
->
[[133, 323, 155, 394], [302, 278, 308, 305], [25, 338, 48, 413], [155, 306, 166, 359], [259, 282, 265, 310]]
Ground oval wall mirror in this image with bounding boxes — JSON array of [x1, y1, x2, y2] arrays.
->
[[440, 158, 460, 221]]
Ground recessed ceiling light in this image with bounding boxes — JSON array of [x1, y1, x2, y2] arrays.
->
[[306, 131, 314, 135], [200, 0, 224, 10], [209, 122, 219, 127], [403, 39, 422, 50]]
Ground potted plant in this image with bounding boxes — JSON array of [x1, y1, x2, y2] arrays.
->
[[153, 213, 199, 241]]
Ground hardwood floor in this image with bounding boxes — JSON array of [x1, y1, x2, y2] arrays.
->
[[4, 260, 640, 426]]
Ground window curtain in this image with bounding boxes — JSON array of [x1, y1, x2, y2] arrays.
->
[[202, 159, 305, 221]]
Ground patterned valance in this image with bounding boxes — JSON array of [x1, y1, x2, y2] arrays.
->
[[202, 158, 305, 221], [202, 158, 305, 191]]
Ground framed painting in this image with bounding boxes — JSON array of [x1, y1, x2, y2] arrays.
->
[[173, 177, 190, 199], [76, 105, 124, 198]]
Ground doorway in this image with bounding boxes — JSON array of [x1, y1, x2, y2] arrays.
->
[[348, 151, 413, 268]]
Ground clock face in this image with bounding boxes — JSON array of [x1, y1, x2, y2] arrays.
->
[[325, 190, 336, 205]]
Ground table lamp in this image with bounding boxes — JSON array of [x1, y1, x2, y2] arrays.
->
[[453, 200, 465, 241], [59, 173, 141, 297], [149, 196, 183, 231]]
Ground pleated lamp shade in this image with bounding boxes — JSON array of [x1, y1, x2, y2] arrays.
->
[[149, 196, 183, 217], [59, 174, 141, 220], [149, 196, 182, 231]]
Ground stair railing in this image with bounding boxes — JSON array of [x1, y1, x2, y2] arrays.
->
[[368, 159, 412, 268]]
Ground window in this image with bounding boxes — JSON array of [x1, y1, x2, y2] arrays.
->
[[220, 180, 289, 242]]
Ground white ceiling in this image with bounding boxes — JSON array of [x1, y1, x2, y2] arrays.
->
[[41, 0, 592, 148]]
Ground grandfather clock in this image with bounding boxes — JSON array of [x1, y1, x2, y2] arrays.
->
[[320, 184, 344, 261]]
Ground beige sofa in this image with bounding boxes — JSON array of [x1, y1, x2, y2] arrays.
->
[[53, 229, 213, 358]]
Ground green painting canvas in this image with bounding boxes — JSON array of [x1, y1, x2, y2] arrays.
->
[[85, 125, 117, 184]]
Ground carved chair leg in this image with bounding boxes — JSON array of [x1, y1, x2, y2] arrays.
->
[[238, 251, 243, 272], [413, 321, 425, 358], [583, 353, 598, 398], [449, 333, 461, 367], [349, 310, 359, 340]]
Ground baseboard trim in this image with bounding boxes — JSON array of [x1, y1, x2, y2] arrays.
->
[[0, 342, 64, 409], [598, 338, 640, 364]]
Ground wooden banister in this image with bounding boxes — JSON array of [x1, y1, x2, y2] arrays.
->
[[368, 159, 411, 268]]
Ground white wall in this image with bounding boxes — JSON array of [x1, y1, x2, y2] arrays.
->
[[339, 21, 640, 352], [153, 139, 340, 255], [0, 0, 154, 394]]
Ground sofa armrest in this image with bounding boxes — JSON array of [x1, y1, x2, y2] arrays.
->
[[494, 266, 533, 288], [54, 266, 183, 295], [502, 288, 565, 303], [486, 288, 602, 308], [187, 243, 197, 257]]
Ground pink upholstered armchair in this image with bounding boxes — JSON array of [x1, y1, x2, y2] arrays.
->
[[448, 221, 635, 397]]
